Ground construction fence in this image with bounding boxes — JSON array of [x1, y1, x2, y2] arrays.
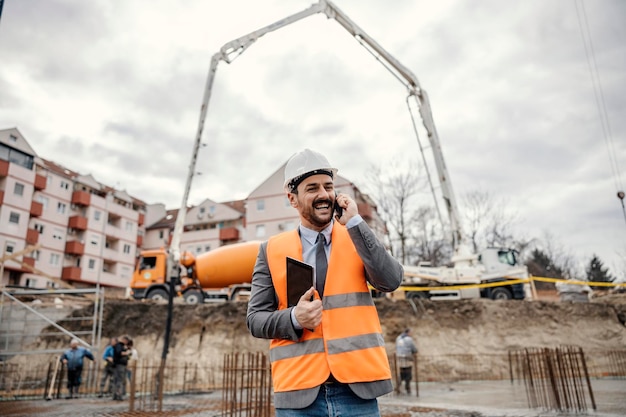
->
[[1, 348, 624, 414]]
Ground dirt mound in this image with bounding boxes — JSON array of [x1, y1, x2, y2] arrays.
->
[[24, 293, 626, 366]]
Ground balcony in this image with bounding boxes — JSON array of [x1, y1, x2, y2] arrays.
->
[[30, 201, 43, 217], [138, 213, 145, 226], [136, 235, 143, 247], [68, 215, 88, 230], [62, 266, 82, 281], [0, 159, 8, 177], [71, 190, 91, 206], [219, 227, 240, 241], [34, 173, 47, 190], [0, 190, 4, 205], [22, 256, 35, 271], [26, 228, 39, 245], [65, 240, 85, 256]]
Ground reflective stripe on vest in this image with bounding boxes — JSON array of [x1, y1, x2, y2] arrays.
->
[[267, 224, 391, 393]]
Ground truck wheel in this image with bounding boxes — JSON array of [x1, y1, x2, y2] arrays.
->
[[490, 287, 512, 300], [407, 291, 428, 301], [184, 290, 203, 305], [148, 289, 169, 302]]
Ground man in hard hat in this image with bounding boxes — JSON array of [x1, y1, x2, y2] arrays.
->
[[247, 149, 403, 417]]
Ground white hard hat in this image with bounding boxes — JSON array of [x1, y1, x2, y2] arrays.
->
[[284, 149, 338, 192]]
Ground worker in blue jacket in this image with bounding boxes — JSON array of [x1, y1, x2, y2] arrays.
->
[[98, 337, 117, 397], [60, 339, 94, 399]]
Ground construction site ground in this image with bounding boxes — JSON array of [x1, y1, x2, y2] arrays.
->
[[1, 379, 625, 417], [2, 290, 626, 416]]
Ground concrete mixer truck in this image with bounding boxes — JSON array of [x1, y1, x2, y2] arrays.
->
[[129, 241, 261, 304]]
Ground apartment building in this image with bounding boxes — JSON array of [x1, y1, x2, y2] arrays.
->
[[142, 198, 246, 255], [0, 128, 146, 289]]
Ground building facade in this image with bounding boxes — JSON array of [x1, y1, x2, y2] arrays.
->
[[0, 128, 146, 289]]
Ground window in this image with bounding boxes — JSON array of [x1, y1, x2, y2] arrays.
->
[[255, 224, 266, 238], [139, 256, 156, 270], [196, 246, 202, 254], [94, 210, 101, 221], [9, 212, 20, 224], [90, 235, 99, 246], [9, 134, 17, 143], [32, 249, 40, 261], [52, 228, 64, 240], [159, 230, 164, 239], [125, 221, 133, 232], [25, 278, 37, 288], [123, 244, 131, 254], [204, 245, 211, 252], [88, 259, 96, 269], [57, 202, 67, 214], [256, 199, 265, 211], [120, 266, 131, 279], [34, 223, 44, 233], [14, 182, 24, 196], [37, 195, 49, 209], [5, 241, 15, 253], [60, 180, 69, 190], [0, 144, 34, 169], [49, 253, 60, 266]]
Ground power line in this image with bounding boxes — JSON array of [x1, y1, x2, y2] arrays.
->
[[574, 0, 625, 224]]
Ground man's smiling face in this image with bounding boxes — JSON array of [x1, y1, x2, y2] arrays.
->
[[288, 173, 335, 231]]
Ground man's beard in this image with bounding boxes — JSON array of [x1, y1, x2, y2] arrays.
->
[[300, 197, 333, 228]]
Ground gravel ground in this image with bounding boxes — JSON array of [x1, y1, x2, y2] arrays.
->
[[0, 380, 624, 417]]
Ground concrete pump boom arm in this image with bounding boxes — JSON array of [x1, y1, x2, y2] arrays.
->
[[169, 0, 466, 280]]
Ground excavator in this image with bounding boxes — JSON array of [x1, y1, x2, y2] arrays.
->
[[131, 0, 530, 304]]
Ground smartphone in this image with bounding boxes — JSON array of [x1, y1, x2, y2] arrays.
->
[[334, 192, 343, 219]]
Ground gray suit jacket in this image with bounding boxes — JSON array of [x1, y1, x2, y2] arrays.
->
[[246, 220, 403, 409]]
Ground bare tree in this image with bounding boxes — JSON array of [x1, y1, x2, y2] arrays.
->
[[461, 190, 493, 253], [529, 232, 581, 279], [408, 205, 451, 266], [365, 157, 428, 264], [461, 190, 523, 252]]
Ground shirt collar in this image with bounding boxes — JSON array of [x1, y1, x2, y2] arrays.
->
[[299, 221, 333, 245]]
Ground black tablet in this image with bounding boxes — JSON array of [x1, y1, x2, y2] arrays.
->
[[286, 257, 314, 307]]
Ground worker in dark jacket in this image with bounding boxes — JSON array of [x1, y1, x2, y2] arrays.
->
[[111, 335, 131, 401], [60, 339, 94, 399]]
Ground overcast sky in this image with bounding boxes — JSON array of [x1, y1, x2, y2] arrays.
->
[[1, 0, 625, 277]]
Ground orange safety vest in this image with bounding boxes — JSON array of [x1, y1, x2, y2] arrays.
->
[[266, 224, 391, 394]]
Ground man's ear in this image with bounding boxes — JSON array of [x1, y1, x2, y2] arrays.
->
[[287, 193, 298, 208]]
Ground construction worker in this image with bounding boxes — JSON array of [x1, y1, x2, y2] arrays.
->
[[98, 337, 117, 397], [111, 335, 131, 401], [247, 149, 403, 416], [395, 328, 418, 394], [60, 339, 94, 399]]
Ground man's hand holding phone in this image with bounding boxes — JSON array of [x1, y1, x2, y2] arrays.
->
[[334, 192, 357, 225]]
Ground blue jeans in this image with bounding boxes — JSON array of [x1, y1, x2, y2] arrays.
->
[[275, 383, 380, 417]]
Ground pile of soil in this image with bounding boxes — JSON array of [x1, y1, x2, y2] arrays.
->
[[14, 293, 626, 372], [94, 293, 626, 354]]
